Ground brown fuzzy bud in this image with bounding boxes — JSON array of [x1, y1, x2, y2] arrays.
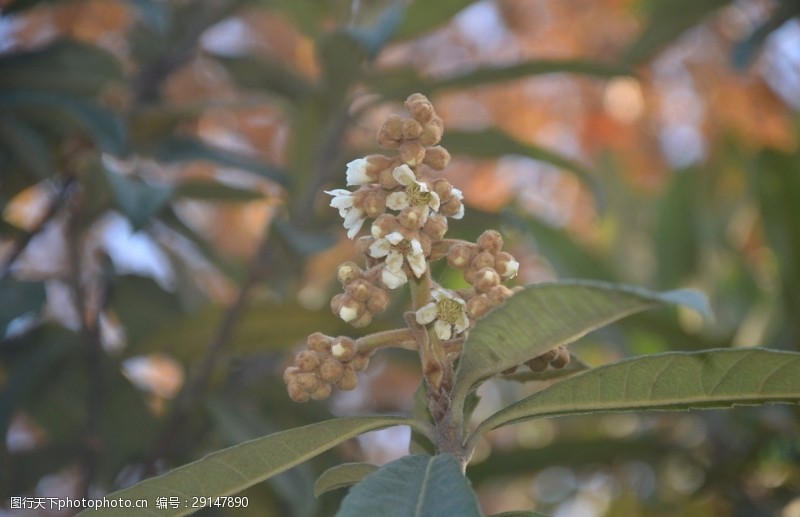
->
[[487, 285, 514, 304], [405, 94, 434, 124], [399, 141, 426, 167], [477, 230, 503, 254], [366, 288, 390, 313], [467, 294, 494, 319], [295, 372, 320, 392], [474, 267, 501, 293], [337, 262, 361, 286], [350, 354, 370, 372], [495, 252, 519, 279], [287, 383, 310, 402], [471, 251, 495, 270], [364, 190, 387, 218], [398, 205, 425, 229], [307, 332, 333, 353], [423, 146, 451, 170], [319, 358, 345, 383], [501, 365, 518, 375], [401, 119, 423, 139], [365, 154, 394, 172], [448, 242, 476, 269], [422, 213, 448, 240], [296, 350, 321, 372], [526, 356, 549, 372], [372, 214, 398, 238], [336, 367, 359, 390], [331, 337, 357, 362], [440, 198, 464, 219], [347, 279, 372, 302], [378, 168, 399, 189], [283, 366, 300, 384], [310, 383, 332, 401], [419, 118, 444, 147], [377, 115, 404, 148], [334, 295, 365, 324], [550, 346, 570, 369], [417, 232, 433, 255]]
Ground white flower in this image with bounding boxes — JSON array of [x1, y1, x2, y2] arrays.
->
[[451, 187, 465, 219], [346, 158, 372, 186], [368, 231, 427, 289], [385, 165, 440, 221], [326, 189, 365, 239], [415, 288, 469, 340]]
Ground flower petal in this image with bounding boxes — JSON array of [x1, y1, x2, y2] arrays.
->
[[392, 164, 417, 186], [368, 238, 391, 258], [428, 191, 441, 212], [381, 266, 407, 289], [386, 192, 410, 211], [345, 217, 365, 239], [407, 245, 427, 277], [434, 319, 452, 340], [415, 302, 438, 325], [385, 249, 404, 271], [386, 231, 405, 245], [346, 158, 371, 186]]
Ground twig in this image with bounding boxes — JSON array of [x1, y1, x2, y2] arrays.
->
[[0, 177, 75, 280]]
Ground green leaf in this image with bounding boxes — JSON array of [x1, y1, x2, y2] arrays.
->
[[0, 114, 54, 180], [79, 416, 418, 517], [0, 39, 121, 97], [452, 280, 712, 409], [314, 463, 379, 497], [0, 278, 45, 337], [0, 91, 127, 155], [473, 348, 800, 436], [368, 60, 630, 99], [624, 0, 732, 64], [215, 55, 314, 102], [103, 169, 173, 230], [173, 181, 265, 202], [393, 0, 478, 40], [336, 454, 483, 517], [654, 171, 699, 287], [152, 136, 288, 186], [442, 129, 596, 188]]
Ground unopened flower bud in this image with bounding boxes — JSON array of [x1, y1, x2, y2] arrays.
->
[[283, 366, 300, 384], [550, 346, 570, 369], [423, 146, 450, 170], [467, 294, 493, 319], [526, 356, 549, 372], [422, 213, 448, 240], [351, 311, 372, 328], [377, 115, 404, 148], [364, 190, 387, 218], [378, 168, 399, 189], [474, 267, 501, 293], [331, 337, 357, 362], [487, 285, 514, 304], [419, 118, 443, 147], [405, 93, 434, 124], [347, 279, 372, 302], [448, 242, 475, 269], [366, 288, 390, 313], [401, 119, 423, 139], [319, 358, 345, 383], [310, 383, 332, 401], [400, 141, 426, 167], [295, 372, 320, 392], [472, 251, 495, 270], [337, 262, 361, 286], [371, 214, 397, 238], [495, 252, 519, 279], [336, 367, 359, 390], [398, 205, 425, 229], [287, 382, 310, 402], [355, 236, 373, 256], [477, 230, 503, 254], [296, 350, 321, 372], [307, 332, 333, 353]]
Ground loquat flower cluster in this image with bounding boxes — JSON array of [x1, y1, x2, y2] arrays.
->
[[285, 93, 569, 402]]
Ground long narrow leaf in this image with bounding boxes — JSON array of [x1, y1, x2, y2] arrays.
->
[[314, 463, 378, 497], [452, 280, 712, 411], [79, 416, 420, 517], [473, 348, 800, 437]]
